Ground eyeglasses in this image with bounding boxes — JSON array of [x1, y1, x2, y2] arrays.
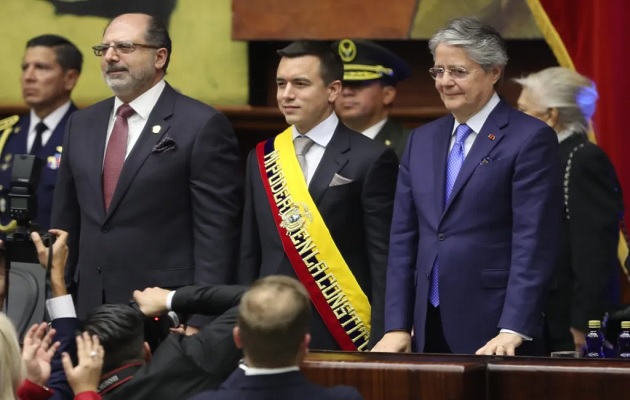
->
[[92, 41, 160, 56], [429, 67, 471, 80]]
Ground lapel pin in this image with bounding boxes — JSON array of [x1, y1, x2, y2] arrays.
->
[[385, 139, 392, 146], [488, 134, 496, 141], [152, 125, 161, 134]]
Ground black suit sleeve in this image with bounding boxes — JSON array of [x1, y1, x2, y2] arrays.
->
[[163, 286, 244, 385], [568, 145, 623, 331], [51, 114, 80, 289], [236, 149, 262, 285], [179, 307, 242, 378], [171, 285, 247, 315], [361, 148, 399, 346], [190, 111, 243, 286]]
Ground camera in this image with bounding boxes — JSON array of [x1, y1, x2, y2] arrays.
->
[[5, 154, 55, 263]]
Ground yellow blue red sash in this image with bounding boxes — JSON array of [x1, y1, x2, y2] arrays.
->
[[256, 127, 371, 351]]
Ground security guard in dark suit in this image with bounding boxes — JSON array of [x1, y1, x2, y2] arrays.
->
[[0, 34, 82, 236], [333, 39, 411, 159]]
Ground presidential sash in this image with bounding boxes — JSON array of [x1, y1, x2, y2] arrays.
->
[[256, 127, 371, 351]]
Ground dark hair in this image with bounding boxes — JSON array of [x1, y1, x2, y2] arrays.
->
[[277, 41, 343, 85], [238, 276, 311, 368], [26, 34, 83, 73], [84, 304, 145, 373], [144, 15, 172, 73]]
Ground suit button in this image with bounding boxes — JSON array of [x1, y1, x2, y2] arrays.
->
[[102, 226, 109, 233], [438, 233, 445, 241], [97, 267, 101, 274]]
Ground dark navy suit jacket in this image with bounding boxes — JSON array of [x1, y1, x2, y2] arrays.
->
[[48, 316, 80, 400], [190, 368, 363, 400], [384, 99, 563, 354]]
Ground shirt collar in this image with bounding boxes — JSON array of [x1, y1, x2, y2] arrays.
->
[[30, 101, 72, 133], [451, 92, 500, 135], [291, 112, 338, 148], [239, 364, 300, 376], [362, 118, 388, 140], [113, 79, 166, 120]]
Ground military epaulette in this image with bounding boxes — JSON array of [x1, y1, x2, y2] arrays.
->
[[0, 115, 20, 161], [0, 115, 19, 133]]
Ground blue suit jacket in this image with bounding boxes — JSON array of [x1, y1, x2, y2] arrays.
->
[[0, 104, 77, 233], [384, 100, 563, 354], [190, 368, 363, 400]]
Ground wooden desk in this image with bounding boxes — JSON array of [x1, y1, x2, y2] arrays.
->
[[302, 351, 486, 400], [488, 357, 630, 400], [303, 352, 630, 400]]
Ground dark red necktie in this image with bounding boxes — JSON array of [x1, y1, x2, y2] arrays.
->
[[103, 104, 134, 210]]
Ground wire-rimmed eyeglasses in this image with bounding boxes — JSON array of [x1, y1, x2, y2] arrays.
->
[[428, 67, 471, 80], [92, 41, 160, 56]]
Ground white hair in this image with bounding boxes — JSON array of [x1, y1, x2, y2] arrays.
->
[[514, 67, 597, 133]]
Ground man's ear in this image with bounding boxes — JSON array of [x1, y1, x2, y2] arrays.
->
[[154, 48, 168, 70], [297, 333, 311, 364], [303, 333, 311, 351], [143, 341, 152, 362], [233, 326, 243, 349], [328, 80, 342, 103], [382, 85, 397, 107], [64, 69, 80, 92]]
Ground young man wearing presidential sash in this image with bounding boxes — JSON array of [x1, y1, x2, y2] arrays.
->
[[237, 41, 399, 351]]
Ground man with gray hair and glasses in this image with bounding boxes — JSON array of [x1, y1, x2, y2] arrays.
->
[[373, 17, 562, 356]]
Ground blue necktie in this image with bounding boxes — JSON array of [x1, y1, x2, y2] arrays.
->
[[429, 123, 473, 307]]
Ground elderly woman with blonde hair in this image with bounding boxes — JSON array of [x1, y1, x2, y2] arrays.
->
[[0, 312, 24, 400], [515, 67, 624, 354]]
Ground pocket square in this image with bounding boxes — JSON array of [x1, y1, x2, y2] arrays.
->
[[152, 134, 177, 153], [329, 173, 353, 187]]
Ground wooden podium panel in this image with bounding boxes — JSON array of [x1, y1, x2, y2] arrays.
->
[[488, 358, 630, 400], [302, 351, 486, 400]]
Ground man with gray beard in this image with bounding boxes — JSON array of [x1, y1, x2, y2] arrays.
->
[[51, 13, 243, 326]]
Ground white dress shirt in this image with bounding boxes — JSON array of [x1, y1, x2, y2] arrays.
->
[[291, 112, 339, 185], [104, 79, 166, 161], [46, 294, 76, 320], [449, 93, 500, 155], [27, 101, 72, 152], [239, 363, 300, 376], [361, 118, 388, 140]]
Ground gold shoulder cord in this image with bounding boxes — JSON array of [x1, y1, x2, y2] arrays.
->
[[0, 115, 20, 233]]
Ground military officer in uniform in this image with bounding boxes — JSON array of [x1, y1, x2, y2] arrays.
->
[[0, 34, 82, 235], [333, 39, 411, 159]]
